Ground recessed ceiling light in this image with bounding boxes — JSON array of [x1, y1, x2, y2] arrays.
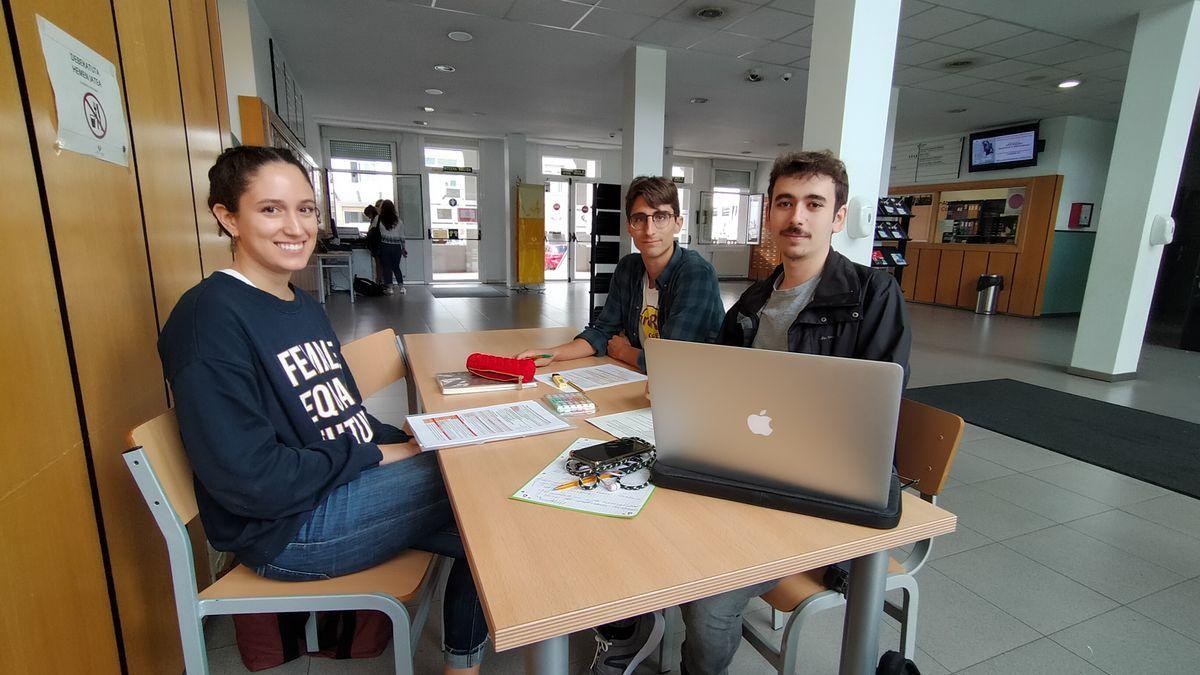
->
[[1058, 78, 1082, 88], [447, 31, 473, 42], [433, 64, 456, 73], [743, 140, 751, 144], [425, 88, 444, 95], [413, 120, 429, 126], [422, 106, 435, 113], [946, 107, 968, 113], [696, 7, 725, 20], [689, 97, 708, 104]]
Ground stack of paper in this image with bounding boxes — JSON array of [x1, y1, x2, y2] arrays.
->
[[511, 438, 655, 518], [406, 400, 572, 451]]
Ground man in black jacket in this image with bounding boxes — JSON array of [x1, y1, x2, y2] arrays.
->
[[678, 150, 911, 675]]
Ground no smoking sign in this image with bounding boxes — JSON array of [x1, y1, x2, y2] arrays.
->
[[83, 92, 107, 139]]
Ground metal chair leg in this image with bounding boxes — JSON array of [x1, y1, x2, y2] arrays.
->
[[387, 602, 415, 675], [658, 605, 683, 672], [771, 607, 786, 631], [895, 578, 919, 660], [305, 612, 319, 652]]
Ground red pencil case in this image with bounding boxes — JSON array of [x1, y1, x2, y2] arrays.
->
[[465, 353, 536, 383]]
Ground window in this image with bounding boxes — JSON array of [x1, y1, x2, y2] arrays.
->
[[542, 155, 599, 178], [349, 161, 361, 183], [328, 141, 395, 234], [714, 168, 752, 192], [425, 146, 479, 169]]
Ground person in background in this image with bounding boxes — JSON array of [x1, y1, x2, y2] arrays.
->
[[679, 150, 910, 675], [376, 198, 407, 295], [158, 146, 487, 673], [517, 176, 724, 374]]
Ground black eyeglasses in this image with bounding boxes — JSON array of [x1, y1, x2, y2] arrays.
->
[[628, 211, 678, 230]]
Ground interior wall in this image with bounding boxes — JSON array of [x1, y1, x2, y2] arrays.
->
[[3, 0, 233, 671], [0, 8, 121, 672]]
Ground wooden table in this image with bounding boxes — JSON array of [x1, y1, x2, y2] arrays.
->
[[401, 328, 956, 674], [315, 252, 354, 304]]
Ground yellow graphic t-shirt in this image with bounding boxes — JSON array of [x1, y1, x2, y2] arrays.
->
[[639, 274, 660, 345]]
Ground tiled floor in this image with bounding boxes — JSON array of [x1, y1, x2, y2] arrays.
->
[[206, 282, 1200, 674]]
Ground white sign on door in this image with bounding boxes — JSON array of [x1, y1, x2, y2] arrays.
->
[[36, 15, 129, 166]]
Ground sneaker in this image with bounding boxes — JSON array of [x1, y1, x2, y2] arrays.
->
[[590, 611, 665, 675], [382, 286, 394, 295], [398, 285, 407, 294]]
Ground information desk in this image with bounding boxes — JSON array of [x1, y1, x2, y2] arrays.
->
[[401, 328, 956, 674]]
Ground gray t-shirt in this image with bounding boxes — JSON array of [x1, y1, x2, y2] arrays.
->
[[751, 275, 821, 352]]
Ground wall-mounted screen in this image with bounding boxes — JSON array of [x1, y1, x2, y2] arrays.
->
[[968, 122, 1039, 173]]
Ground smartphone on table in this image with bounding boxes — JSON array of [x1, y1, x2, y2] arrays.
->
[[568, 437, 653, 471]]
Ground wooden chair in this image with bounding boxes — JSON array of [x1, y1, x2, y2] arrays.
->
[[740, 399, 964, 674], [126, 328, 436, 673]]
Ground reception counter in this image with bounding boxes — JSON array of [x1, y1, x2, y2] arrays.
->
[[891, 174, 1064, 317]]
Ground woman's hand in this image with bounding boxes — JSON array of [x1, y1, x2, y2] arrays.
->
[[378, 441, 420, 465], [515, 349, 556, 368]]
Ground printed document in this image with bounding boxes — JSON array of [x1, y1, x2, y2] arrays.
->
[[407, 400, 572, 451], [535, 363, 647, 391], [511, 438, 655, 518], [586, 407, 655, 446]]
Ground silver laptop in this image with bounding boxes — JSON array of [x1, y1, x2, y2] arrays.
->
[[644, 339, 904, 509]]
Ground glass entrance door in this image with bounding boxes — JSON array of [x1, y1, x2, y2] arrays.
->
[[429, 173, 480, 282], [544, 179, 594, 281]]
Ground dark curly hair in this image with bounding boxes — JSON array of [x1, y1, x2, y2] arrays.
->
[[207, 145, 310, 235]]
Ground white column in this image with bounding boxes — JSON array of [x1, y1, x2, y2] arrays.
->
[[1069, 1, 1200, 380], [505, 133, 527, 286], [879, 87, 901, 194], [621, 45, 667, 255], [479, 139, 507, 284], [802, 0, 902, 265]]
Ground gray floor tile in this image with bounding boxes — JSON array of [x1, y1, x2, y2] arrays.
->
[[1066, 510, 1200, 578], [927, 522, 993, 561], [1027, 462, 1169, 507], [960, 424, 1002, 443], [937, 485, 1055, 541], [957, 436, 1074, 473], [1129, 578, 1200, 644], [956, 638, 1106, 675], [947, 453, 1017, 484], [1123, 493, 1200, 540], [902, 567, 1039, 671], [1050, 607, 1200, 675], [930, 543, 1117, 634], [1004, 526, 1185, 603], [973, 474, 1110, 523]]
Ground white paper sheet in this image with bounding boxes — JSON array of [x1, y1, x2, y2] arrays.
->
[[535, 364, 647, 391], [586, 407, 655, 446], [406, 400, 572, 451], [511, 438, 655, 518]]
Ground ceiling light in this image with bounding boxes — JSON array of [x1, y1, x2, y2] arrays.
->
[[946, 107, 968, 113], [413, 120, 429, 126], [471, 111, 486, 116], [689, 97, 708, 104], [565, 145, 580, 149], [422, 106, 435, 113], [447, 31, 473, 42], [1058, 78, 1082, 88], [425, 88, 444, 95], [696, 7, 725, 20], [433, 64, 456, 73]]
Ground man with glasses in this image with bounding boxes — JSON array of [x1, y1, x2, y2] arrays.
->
[[519, 176, 724, 375]]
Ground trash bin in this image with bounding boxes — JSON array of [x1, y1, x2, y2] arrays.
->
[[975, 274, 1003, 315]]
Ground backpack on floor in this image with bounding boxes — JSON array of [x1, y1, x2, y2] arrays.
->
[[232, 610, 392, 671], [877, 650, 921, 674], [353, 276, 387, 297]]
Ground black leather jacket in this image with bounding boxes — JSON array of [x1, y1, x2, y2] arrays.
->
[[719, 249, 911, 385]]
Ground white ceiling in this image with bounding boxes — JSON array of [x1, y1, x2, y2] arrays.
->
[[254, 0, 1177, 158]]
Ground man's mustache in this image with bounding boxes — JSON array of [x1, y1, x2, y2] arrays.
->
[[780, 227, 809, 236]]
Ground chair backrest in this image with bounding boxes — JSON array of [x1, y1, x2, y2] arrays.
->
[[894, 398, 964, 498], [128, 409, 199, 524], [341, 328, 406, 400]]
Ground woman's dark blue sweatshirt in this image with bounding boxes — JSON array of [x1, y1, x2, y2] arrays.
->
[[158, 272, 401, 566]]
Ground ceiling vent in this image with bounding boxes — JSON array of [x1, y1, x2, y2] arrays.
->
[[943, 59, 975, 70], [695, 7, 726, 20]]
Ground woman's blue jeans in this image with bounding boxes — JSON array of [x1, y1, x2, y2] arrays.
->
[[254, 452, 488, 668]]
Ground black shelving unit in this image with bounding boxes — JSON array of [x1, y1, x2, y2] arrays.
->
[[590, 183, 622, 322], [874, 196, 912, 282]]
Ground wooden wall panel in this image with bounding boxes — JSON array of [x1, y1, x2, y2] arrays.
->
[[0, 13, 120, 672], [914, 248, 941, 303], [935, 249, 964, 306], [205, 0, 230, 147], [987, 252, 1018, 314], [8, 1, 176, 672], [958, 251, 990, 308], [1009, 174, 1063, 316], [114, 0, 203, 322], [174, 0, 232, 275], [899, 249, 917, 298]]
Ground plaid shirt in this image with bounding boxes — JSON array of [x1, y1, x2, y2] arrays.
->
[[578, 243, 724, 372]]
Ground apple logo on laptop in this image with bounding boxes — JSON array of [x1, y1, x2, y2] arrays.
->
[[747, 410, 773, 436]]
